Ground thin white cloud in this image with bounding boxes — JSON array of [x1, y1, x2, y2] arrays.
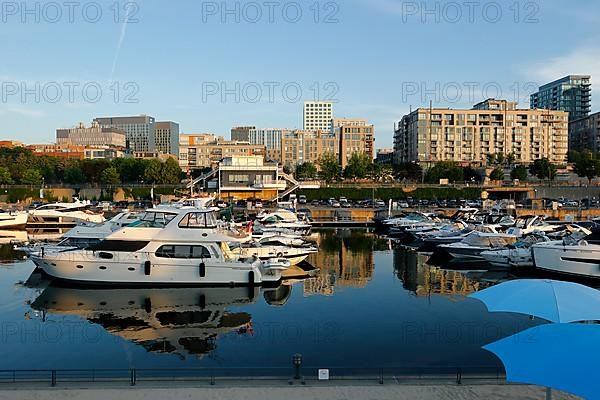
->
[[110, 4, 135, 83], [0, 106, 46, 118], [520, 44, 600, 112]]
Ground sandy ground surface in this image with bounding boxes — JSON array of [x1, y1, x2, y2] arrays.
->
[[0, 385, 580, 400]]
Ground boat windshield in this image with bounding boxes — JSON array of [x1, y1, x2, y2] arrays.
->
[[463, 234, 515, 247], [178, 211, 218, 229], [129, 211, 176, 228]]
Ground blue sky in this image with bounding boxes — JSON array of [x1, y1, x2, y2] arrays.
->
[[0, 0, 599, 148]]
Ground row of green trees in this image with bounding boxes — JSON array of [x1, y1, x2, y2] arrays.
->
[[294, 152, 394, 183], [570, 150, 600, 182], [291, 151, 564, 184], [0, 147, 184, 185]]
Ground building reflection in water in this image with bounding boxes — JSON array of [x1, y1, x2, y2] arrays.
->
[[303, 230, 388, 296], [394, 249, 497, 297], [31, 284, 292, 359]]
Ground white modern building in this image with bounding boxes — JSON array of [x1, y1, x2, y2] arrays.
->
[[303, 101, 333, 131]]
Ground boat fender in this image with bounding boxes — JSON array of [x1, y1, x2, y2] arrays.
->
[[199, 262, 206, 278], [199, 294, 206, 309], [144, 298, 151, 313], [248, 271, 255, 286], [144, 261, 151, 276]]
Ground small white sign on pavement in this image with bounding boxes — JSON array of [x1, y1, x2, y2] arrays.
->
[[318, 369, 330, 380]]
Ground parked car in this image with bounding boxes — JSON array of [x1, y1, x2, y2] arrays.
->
[[374, 199, 386, 208], [341, 201, 352, 208], [298, 195, 307, 204]]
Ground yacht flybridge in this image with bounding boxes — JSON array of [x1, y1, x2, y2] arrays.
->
[[31, 208, 290, 287]]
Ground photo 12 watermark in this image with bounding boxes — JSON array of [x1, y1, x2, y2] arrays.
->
[[399, 2, 539, 23], [401, 81, 539, 106], [399, 321, 540, 345], [201, 81, 339, 104], [1, 1, 139, 23], [1, 81, 140, 104], [201, 2, 339, 23]]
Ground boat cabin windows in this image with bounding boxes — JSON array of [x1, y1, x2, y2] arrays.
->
[[155, 245, 212, 259], [178, 212, 218, 229], [88, 240, 150, 252], [58, 237, 102, 249], [131, 211, 177, 228]]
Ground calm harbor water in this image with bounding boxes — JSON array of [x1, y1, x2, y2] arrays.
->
[[0, 230, 544, 372]]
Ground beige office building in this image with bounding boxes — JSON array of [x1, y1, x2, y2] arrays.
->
[[280, 130, 338, 170], [393, 99, 568, 166], [334, 118, 375, 168], [56, 121, 126, 148], [303, 101, 333, 131], [179, 134, 266, 171]]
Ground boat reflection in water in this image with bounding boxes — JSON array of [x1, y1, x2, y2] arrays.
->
[[30, 283, 292, 358], [393, 248, 510, 297]]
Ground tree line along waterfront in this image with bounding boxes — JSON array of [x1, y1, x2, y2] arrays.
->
[[2, 146, 600, 203], [0, 147, 183, 186]]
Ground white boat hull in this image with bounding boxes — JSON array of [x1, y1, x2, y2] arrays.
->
[[0, 212, 28, 229], [532, 244, 600, 278], [33, 253, 282, 286]]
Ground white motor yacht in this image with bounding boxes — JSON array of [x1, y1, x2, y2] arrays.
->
[[383, 212, 441, 233], [229, 240, 318, 266], [532, 230, 600, 278], [31, 208, 289, 286], [439, 231, 518, 259], [255, 209, 312, 235], [0, 209, 28, 229], [480, 233, 552, 268], [28, 198, 105, 226]]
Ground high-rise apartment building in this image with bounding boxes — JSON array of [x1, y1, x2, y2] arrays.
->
[[303, 101, 333, 131], [155, 121, 180, 156], [94, 115, 156, 152], [530, 75, 591, 121], [56, 121, 126, 148], [569, 112, 600, 153], [393, 99, 568, 166]]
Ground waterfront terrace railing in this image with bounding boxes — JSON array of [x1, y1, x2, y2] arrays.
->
[[0, 366, 507, 387]]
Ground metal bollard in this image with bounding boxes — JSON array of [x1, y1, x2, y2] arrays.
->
[[456, 368, 462, 384], [130, 369, 136, 386], [51, 370, 56, 387], [293, 353, 303, 380]]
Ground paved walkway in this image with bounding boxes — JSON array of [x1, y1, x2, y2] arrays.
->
[[0, 384, 580, 400]]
